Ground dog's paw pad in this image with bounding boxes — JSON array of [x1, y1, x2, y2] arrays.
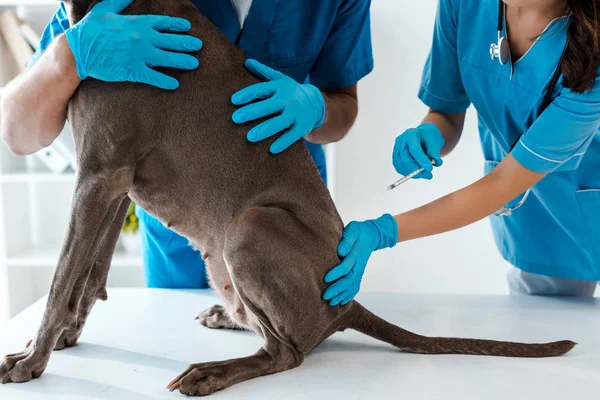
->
[[169, 365, 228, 396]]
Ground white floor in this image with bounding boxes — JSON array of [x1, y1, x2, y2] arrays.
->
[[1, 289, 599, 399]]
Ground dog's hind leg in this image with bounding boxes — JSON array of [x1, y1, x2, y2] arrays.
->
[[0, 167, 132, 384], [54, 197, 132, 350], [168, 337, 302, 396], [170, 206, 338, 395]]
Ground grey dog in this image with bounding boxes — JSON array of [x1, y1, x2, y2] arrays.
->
[[0, 0, 575, 396]]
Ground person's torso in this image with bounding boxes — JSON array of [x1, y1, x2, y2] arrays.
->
[[189, 0, 340, 83], [453, 0, 600, 278], [188, 0, 345, 174], [457, 1, 584, 161]]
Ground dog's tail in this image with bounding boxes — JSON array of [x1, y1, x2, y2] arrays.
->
[[347, 302, 575, 358]]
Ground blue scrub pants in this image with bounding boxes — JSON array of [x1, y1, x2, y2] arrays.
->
[[507, 268, 598, 297], [137, 141, 327, 288]]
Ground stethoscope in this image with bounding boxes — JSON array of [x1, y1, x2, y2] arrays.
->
[[489, 0, 568, 216], [490, 0, 511, 65]]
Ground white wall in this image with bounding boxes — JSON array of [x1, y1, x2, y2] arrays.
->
[[332, 0, 511, 295], [0, 168, 8, 328]]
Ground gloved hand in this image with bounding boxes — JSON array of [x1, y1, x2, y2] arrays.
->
[[392, 123, 444, 180], [65, 0, 203, 90], [322, 214, 398, 306], [231, 59, 326, 154]]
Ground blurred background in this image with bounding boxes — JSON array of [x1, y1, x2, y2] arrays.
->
[[0, 0, 516, 328]]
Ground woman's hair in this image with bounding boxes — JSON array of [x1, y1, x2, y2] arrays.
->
[[562, 0, 600, 93]]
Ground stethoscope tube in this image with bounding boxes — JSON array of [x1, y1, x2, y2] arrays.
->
[[490, 1, 510, 65]]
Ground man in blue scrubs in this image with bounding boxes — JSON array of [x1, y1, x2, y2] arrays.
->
[[24, 0, 373, 289]]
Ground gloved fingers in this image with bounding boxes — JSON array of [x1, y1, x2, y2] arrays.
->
[[150, 33, 203, 53], [395, 145, 423, 178], [135, 67, 180, 90], [337, 223, 361, 257], [269, 123, 306, 154], [232, 98, 282, 124], [101, 0, 135, 14], [327, 243, 370, 288], [424, 151, 443, 168], [231, 82, 277, 106], [324, 258, 355, 283], [416, 170, 433, 180], [392, 139, 409, 175], [406, 142, 433, 180], [141, 15, 192, 33], [407, 137, 434, 172], [324, 276, 356, 306], [328, 288, 354, 307], [423, 138, 444, 167], [245, 59, 284, 82], [340, 286, 360, 305], [145, 49, 199, 70], [247, 113, 295, 143]]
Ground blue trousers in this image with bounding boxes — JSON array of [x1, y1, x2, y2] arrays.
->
[[137, 141, 327, 288]]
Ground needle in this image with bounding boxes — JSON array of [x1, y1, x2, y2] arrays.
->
[[386, 160, 436, 191]]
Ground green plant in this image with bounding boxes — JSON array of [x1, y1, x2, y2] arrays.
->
[[122, 202, 139, 234]]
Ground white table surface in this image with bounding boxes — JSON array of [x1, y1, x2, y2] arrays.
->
[[0, 289, 598, 399]]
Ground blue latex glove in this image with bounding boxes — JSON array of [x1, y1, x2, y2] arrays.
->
[[392, 123, 444, 180], [65, 0, 202, 90], [231, 59, 326, 154], [323, 214, 398, 306]]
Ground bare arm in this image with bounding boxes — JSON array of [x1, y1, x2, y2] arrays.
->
[[395, 154, 545, 242], [0, 35, 80, 156], [1, 0, 202, 157], [305, 84, 358, 145], [422, 108, 466, 157]]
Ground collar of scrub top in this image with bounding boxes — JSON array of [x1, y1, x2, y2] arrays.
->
[[498, 2, 572, 79], [230, 0, 253, 29], [189, 0, 279, 49]]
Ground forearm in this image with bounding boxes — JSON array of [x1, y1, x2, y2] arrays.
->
[[1, 35, 80, 156], [421, 109, 465, 157], [305, 86, 358, 145], [395, 155, 545, 242]]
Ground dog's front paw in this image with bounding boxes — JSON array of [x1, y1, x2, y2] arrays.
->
[[168, 363, 232, 396], [0, 347, 47, 384], [195, 305, 239, 330]]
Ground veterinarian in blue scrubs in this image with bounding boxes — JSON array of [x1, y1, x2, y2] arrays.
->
[[323, 0, 600, 305], [32, 0, 373, 289]]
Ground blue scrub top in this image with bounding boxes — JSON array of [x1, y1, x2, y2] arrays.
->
[[31, 0, 374, 176], [420, 0, 600, 281]]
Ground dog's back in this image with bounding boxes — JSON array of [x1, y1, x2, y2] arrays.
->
[[68, 0, 344, 258]]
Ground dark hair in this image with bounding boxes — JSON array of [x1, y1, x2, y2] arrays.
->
[[562, 0, 600, 93]]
